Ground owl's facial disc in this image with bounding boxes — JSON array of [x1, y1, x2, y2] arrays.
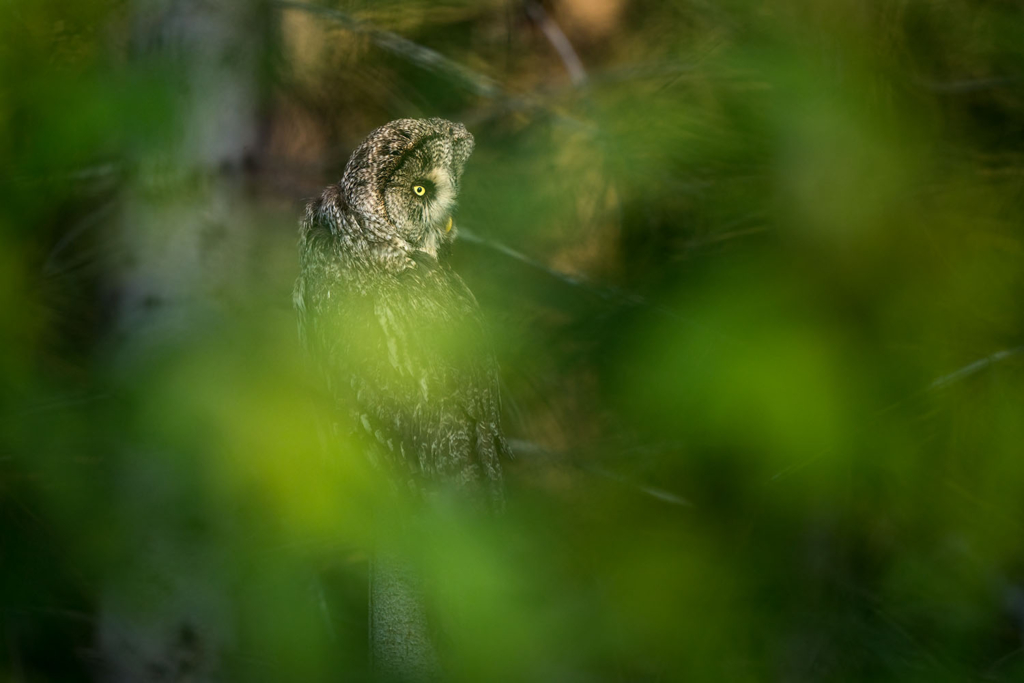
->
[[338, 118, 473, 253], [412, 166, 456, 225], [385, 160, 459, 256]]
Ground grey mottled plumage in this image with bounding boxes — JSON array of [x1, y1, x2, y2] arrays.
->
[[294, 117, 507, 504]]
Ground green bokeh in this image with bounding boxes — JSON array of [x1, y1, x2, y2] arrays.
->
[[3, 0, 1024, 681]]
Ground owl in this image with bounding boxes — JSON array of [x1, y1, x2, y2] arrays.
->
[[293, 118, 507, 505]]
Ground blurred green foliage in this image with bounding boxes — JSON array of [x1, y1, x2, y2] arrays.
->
[[2, 0, 1024, 681]]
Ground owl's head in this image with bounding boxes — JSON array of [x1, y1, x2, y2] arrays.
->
[[340, 118, 474, 256]]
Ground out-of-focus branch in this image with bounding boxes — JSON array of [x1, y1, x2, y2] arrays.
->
[[917, 76, 1021, 94], [275, 1, 606, 135], [506, 439, 692, 506], [458, 225, 594, 293], [275, 0, 502, 98], [524, 1, 587, 87], [929, 346, 1024, 390], [459, 224, 743, 348]]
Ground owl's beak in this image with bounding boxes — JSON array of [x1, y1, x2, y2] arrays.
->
[[445, 216, 453, 233]]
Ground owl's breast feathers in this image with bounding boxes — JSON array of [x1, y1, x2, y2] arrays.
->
[[295, 191, 506, 503]]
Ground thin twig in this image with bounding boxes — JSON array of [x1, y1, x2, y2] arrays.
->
[[276, 1, 603, 135], [587, 465, 692, 506], [459, 226, 667, 314], [507, 438, 692, 506], [524, 1, 587, 87], [918, 76, 1021, 94], [43, 200, 119, 277], [768, 346, 1024, 485], [275, 1, 502, 98], [458, 225, 590, 291], [458, 225, 745, 346], [929, 345, 1023, 390]]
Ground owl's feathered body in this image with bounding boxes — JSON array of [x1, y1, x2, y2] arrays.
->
[[294, 118, 506, 504]]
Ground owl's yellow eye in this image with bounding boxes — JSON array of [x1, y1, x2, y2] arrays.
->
[[412, 185, 426, 196]]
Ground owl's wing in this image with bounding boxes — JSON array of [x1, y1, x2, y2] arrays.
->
[[303, 254, 505, 503], [295, 200, 337, 358], [293, 275, 309, 354]]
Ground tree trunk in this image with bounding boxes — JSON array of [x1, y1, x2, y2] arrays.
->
[[96, 1, 263, 680]]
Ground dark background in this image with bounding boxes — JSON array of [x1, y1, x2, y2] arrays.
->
[[2, 0, 1024, 680]]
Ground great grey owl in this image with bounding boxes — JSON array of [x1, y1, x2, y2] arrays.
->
[[293, 118, 507, 504]]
